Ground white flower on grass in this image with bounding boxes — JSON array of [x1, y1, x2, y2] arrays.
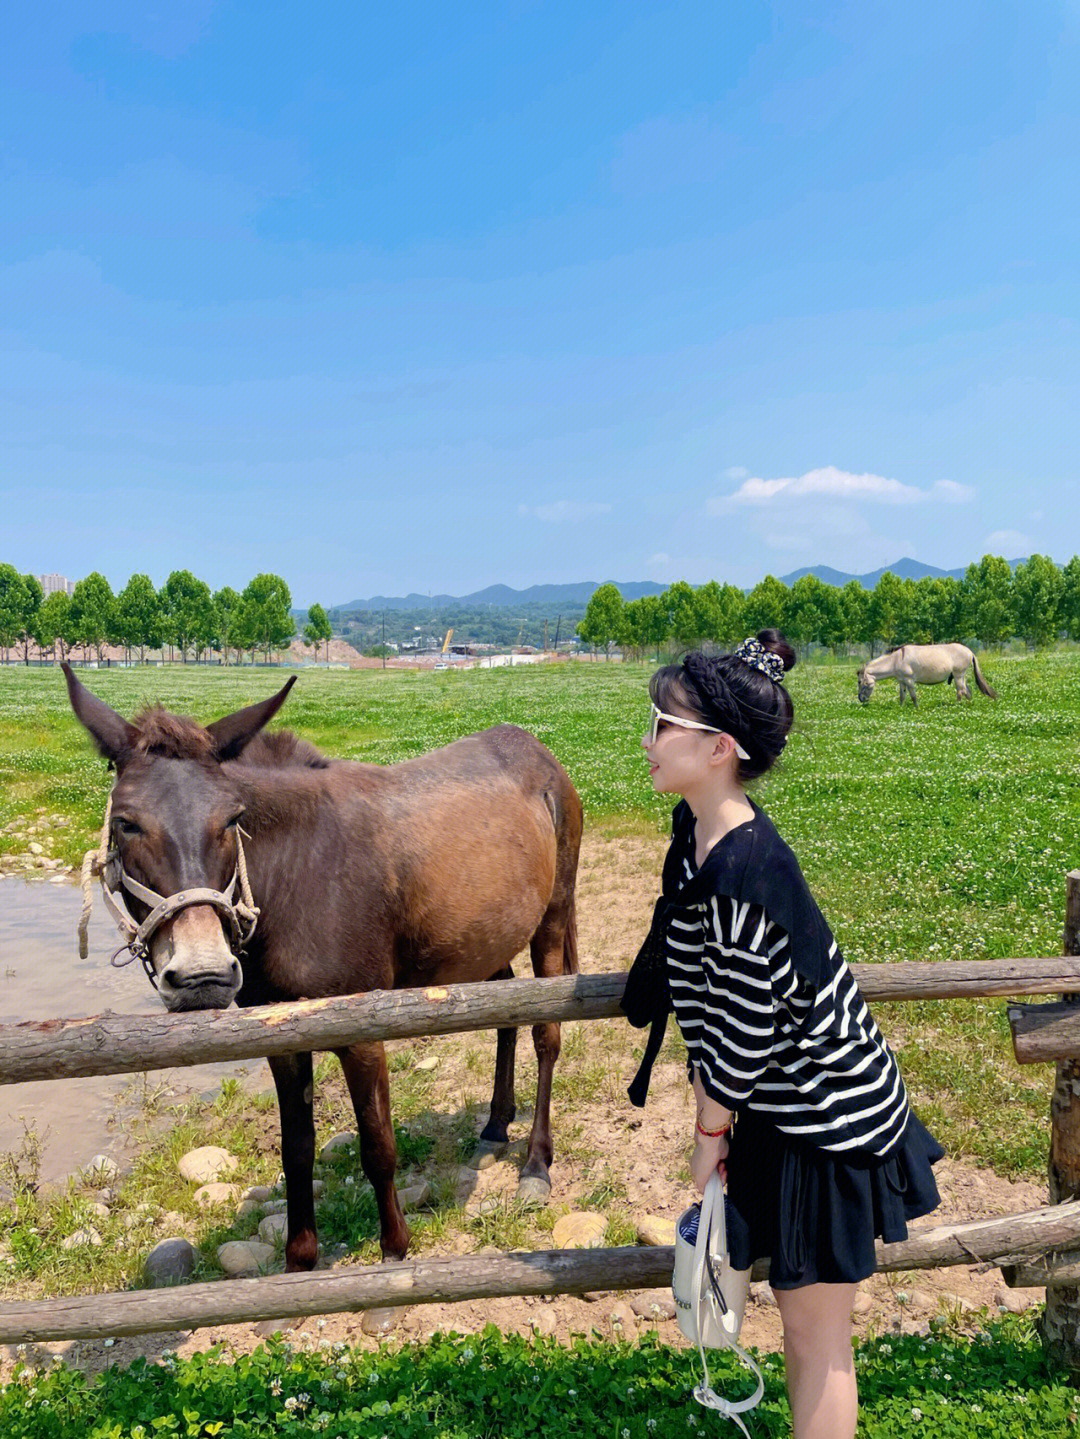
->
[[911, 1408, 922, 1420]]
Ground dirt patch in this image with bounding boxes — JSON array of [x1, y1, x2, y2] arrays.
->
[[0, 830, 1054, 1377]]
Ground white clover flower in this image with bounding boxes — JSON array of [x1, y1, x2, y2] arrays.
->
[[270, 1378, 282, 1396], [911, 1407, 922, 1420]]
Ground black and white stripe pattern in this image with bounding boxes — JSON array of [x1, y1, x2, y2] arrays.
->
[[667, 853, 908, 1156]]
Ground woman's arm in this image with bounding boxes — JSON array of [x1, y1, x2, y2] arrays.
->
[[690, 1065, 732, 1191]]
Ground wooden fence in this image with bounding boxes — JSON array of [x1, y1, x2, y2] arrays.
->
[[3, 872, 1080, 1365]]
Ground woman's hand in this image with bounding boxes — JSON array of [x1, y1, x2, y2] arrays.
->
[[690, 1131, 730, 1193]]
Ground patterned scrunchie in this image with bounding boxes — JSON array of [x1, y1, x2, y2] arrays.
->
[[733, 636, 785, 684]]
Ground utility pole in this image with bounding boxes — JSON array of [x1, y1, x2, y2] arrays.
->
[[543, 618, 549, 653]]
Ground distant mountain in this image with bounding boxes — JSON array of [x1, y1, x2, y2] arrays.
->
[[778, 556, 1029, 587], [334, 580, 667, 612]]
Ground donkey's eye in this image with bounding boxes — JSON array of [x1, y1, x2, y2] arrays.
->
[[116, 818, 142, 838], [225, 814, 244, 830]]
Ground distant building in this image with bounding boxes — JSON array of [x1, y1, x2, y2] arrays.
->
[[36, 573, 75, 596]]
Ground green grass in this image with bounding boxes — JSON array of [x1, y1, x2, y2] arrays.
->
[[1, 1317, 1076, 1437], [2, 651, 1078, 1183]]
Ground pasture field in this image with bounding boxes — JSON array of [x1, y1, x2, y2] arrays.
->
[[0, 1317, 1073, 1438], [1, 652, 1078, 1180]]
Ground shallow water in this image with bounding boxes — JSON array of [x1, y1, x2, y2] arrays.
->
[[0, 875, 264, 1185]]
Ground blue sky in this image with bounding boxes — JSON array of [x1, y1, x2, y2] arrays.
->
[[3, 1, 1078, 606]]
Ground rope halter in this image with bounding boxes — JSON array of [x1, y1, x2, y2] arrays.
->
[[78, 794, 260, 987]]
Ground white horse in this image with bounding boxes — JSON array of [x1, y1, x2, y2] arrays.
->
[[856, 643, 998, 706]]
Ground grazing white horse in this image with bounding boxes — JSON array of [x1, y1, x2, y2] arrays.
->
[[857, 643, 998, 706]]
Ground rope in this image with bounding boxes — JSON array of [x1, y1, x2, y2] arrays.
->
[[78, 792, 112, 960], [235, 826, 259, 929]]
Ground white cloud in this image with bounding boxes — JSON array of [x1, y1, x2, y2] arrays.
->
[[517, 501, 612, 523], [708, 466, 976, 513], [933, 480, 975, 503], [724, 465, 749, 480], [647, 551, 671, 569], [984, 529, 1033, 555]]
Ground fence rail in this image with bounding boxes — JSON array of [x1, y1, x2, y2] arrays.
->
[[5, 956, 1080, 1086], [4, 1202, 1080, 1345]]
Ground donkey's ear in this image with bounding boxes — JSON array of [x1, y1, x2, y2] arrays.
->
[[206, 676, 297, 761], [62, 662, 137, 764]]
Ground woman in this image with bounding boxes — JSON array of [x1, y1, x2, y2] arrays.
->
[[626, 631, 942, 1439]]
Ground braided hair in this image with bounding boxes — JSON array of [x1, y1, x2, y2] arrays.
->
[[649, 628, 796, 782]]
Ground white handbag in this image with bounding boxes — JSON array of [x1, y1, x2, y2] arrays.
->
[[673, 1173, 764, 1433]]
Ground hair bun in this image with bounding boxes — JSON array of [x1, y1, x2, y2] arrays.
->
[[756, 629, 797, 673]]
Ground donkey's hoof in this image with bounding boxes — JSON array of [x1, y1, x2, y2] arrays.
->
[[469, 1139, 509, 1171], [516, 1176, 552, 1209], [361, 1305, 406, 1337]]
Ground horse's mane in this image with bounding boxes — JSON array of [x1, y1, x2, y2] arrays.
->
[[129, 707, 329, 769]]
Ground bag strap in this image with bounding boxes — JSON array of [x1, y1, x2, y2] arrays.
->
[[690, 1174, 764, 1434]]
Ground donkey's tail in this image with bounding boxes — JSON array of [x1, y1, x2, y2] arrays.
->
[[972, 654, 998, 699], [562, 896, 579, 975]]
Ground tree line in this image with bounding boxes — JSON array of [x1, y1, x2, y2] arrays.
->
[[0, 568, 335, 665], [577, 555, 1080, 658]]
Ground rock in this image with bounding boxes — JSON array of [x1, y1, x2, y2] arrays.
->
[[144, 1238, 197, 1287], [193, 1183, 241, 1210], [178, 1147, 238, 1184], [62, 1228, 103, 1250], [241, 1185, 275, 1203], [320, 1132, 357, 1161], [996, 1286, 1041, 1315], [852, 1290, 875, 1316], [258, 1213, 288, 1245], [28, 841, 44, 855], [415, 1055, 439, 1073], [630, 1294, 677, 1321], [467, 1148, 500, 1172], [552, 1212, 607, 1249], [261, 1198, 288, 1216], [217, 1240, 276, 1278], [607, 1301, 638, 1337], [97, 1189, 113, 1205], [635, 1214, 676, 1247], [751, 1281, 776, 1308], [235, 1199, 261, 1220], [907, 1288, 935, 1311], [531, 1308, 558, 1337], [361, 1306, 404, 1336], [311, 1180, 324, 1198], [398, 1180, 430, 1212], [83, 1155, 119, 1185], [84, 1201, 110, 1222]]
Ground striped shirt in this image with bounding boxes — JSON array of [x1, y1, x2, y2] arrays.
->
[[666, 848, 909, 1157]]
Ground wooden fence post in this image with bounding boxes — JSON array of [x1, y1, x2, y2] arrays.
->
[[1042, 870, 1080, 1370]]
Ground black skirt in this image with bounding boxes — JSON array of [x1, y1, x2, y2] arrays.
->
[[724, 1106, 944, 1290]]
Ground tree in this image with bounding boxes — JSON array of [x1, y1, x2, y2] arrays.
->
[[32, 590, 72, 663], [1061, 555, 1080, 642], [1012, 554, 1063, 649], [694, 581, 744, 648], [635, 593, 671, 660], [741, 575, 789, 635], [784, 574, 833, 653], [114, 574, 162, 664], [839, 581, 872, 653], [662, 581, 701, 651], [304, 603, 333, 664], [914, 576, 963, 644], [69, 572, 115, 662], [576, 583, 623, 659], [213, 587, 243, 665], [17, 574, 43, 664], [867, 572, 915, 651], [0, 565, 31, 662], [960, 555, 1014, 648], [239, 573, 295, 661], [161, 570, 215, 662]]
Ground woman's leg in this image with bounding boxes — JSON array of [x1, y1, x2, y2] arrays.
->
[[774, 1282, 858, 1439]]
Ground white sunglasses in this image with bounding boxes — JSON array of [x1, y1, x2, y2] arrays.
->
[[647, 703, 750, 761]]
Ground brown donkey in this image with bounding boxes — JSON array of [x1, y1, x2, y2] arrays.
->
[[63, 665, 582, 1270]]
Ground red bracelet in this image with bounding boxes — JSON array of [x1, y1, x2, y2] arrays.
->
[[695, 1119, 731, 1139]]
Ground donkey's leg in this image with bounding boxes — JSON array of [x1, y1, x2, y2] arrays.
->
[[267, 1050, 319, 1272], [480, 966, 517, 1148], [335, 1041, 410, 1261], [518, 917, 567, 1203]]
